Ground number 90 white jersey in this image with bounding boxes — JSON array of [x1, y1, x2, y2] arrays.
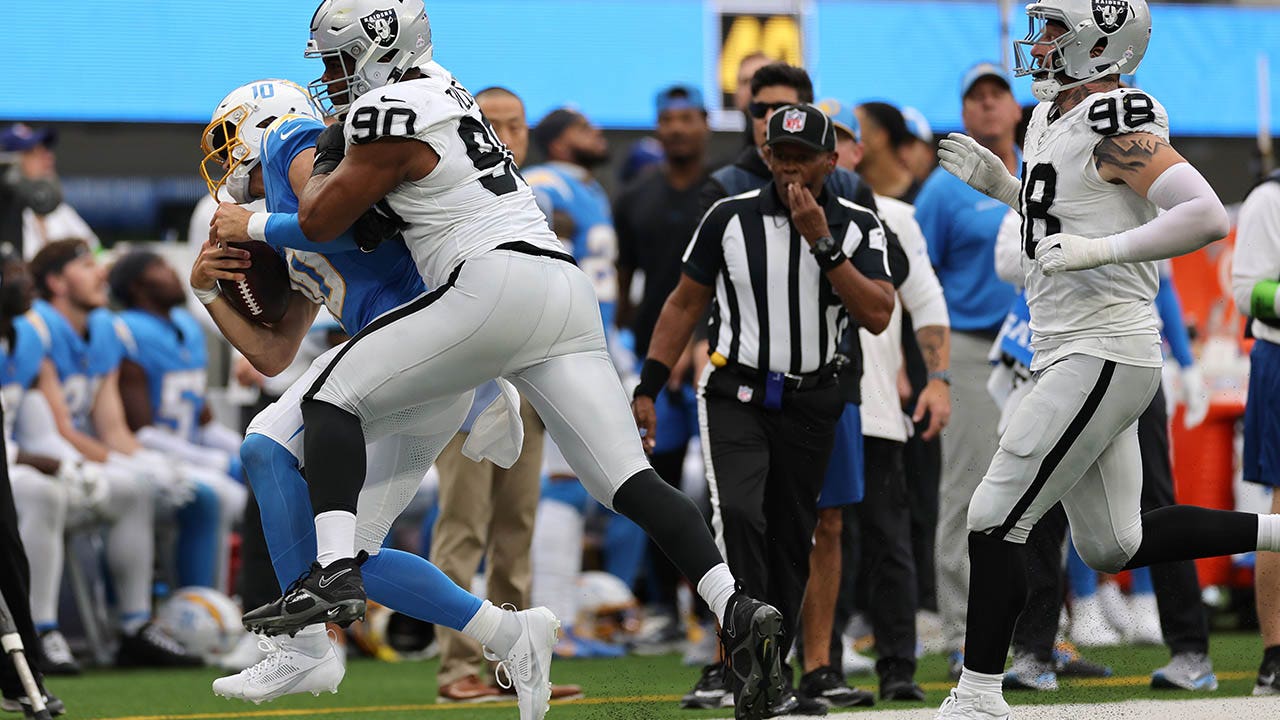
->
[[343, 62, 563, 288], [1018, 87, 1168, 372]]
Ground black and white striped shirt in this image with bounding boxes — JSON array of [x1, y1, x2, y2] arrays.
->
[[682, 183, 892, 375]]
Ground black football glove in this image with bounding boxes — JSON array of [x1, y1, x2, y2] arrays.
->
[[353, 205, 405, 253], [311, 123, 347, 177]]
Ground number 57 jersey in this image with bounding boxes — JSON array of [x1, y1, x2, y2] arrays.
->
[[1019, 87, 1167, 373], [343, 62, 563, 289]]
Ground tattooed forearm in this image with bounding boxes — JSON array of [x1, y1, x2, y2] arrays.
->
[[916, 325, 950, 374], [1093, 135, 1170, 176]]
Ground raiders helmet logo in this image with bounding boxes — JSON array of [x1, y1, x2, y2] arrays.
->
[[1092, 0, 1130, 34], [782, 108, 806, 133], [361, 8, 399, 48]]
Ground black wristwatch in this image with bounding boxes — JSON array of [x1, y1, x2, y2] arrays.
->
[[810, 236, 846, 271], [812, 235, 838, 256]]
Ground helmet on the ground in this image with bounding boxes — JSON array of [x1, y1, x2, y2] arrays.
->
[[155, 587, 246, 662]]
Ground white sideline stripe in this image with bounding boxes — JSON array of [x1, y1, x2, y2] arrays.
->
[[816, 696, 1280, 720]]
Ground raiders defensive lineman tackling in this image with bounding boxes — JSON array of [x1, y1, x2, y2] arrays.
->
[[933, 1, 1280, 717], [218, 2, 788, 719]]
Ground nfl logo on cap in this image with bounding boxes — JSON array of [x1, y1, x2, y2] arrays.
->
[[782, 108, 806, 134]]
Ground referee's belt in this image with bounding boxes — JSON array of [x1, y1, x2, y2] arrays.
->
[[716, 362, 838, 392]]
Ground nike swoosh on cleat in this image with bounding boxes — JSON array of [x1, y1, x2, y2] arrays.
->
[[318, 568, 352, 589]]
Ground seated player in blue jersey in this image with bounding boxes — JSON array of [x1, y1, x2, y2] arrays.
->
[[109, 250, 249, 592], [22, 241, 204, 668], [1, 253, 109, 676], [525, 108, 634, 371], [196, 78, 544, 704]]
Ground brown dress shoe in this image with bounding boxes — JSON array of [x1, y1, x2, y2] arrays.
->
[[437, 675, 502, 703], [498, 682, 585, 701]]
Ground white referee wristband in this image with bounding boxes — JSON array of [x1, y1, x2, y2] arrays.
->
[[247, 212, 271, 242], [192, 283, 221, 305]]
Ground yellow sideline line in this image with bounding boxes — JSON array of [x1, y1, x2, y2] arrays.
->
[[97, 672, 1259, 720]]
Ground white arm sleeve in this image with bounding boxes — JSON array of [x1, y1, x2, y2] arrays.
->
[[1232, 182, 1280, 313], [894, 221, 950, 329], [875, 196, 949, 329], [15, 391, 82, 464], [994, 209, 1025, 287], [1106, 163, 1231, 263]]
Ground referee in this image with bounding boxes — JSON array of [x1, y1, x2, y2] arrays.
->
[[633, 103, 894, 711]]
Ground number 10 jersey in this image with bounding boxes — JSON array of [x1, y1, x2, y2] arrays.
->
[[1018, 87, 1167, 372], [342, 62, 563, 289]]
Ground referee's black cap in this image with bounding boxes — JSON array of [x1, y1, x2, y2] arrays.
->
[[765, 104, 835, 153]]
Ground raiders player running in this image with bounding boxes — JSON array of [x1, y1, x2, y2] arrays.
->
[[933, 1, 1280, 718], [218, 2, 788, 719]]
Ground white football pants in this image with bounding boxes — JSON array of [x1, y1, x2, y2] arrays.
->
[[967, 353, 1162, 573], [307, 249, 651, 508]]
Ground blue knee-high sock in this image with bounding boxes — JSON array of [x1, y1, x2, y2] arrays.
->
[[242, 433, 317, 589], [175, 481, 219, 587], [1067, 540, 1098, 599], [363, 549, 483, 631], [1129, 566, 1154, 595], [603, 512, 648, 589]]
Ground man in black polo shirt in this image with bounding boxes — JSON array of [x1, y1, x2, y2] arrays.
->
[[634, 103, 895, 716]]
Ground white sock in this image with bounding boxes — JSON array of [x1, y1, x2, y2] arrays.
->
[[1259, 514, 1280, 552], [697, 563, 736, 625], [462, 600, 522, 657], [290, 624, 330, 654], [314, 510, 356, 566], [957, 667, 1005, 697]]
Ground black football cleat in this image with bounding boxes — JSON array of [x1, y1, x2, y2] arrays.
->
[[115, 621, 203, 668], [243, 551, 369, 637], [720, 593, 786, 720]]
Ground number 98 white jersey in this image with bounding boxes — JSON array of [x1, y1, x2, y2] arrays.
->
[[1018, 87, 1167, 372], [342, 62, 563, 289]]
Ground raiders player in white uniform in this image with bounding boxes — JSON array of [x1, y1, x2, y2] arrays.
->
[[932, 1, 1280, 718], [213, 2, 789, 719]]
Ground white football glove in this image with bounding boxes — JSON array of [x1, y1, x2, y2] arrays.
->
[[937, 132, 1022, 209], [57, 459, 110, 512], [122, 449, 198, 508], [1034, 233, 1117, 275], [1180, 364, 1210, 429]]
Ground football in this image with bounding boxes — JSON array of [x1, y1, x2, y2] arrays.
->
[[217, 240, 291, 324]]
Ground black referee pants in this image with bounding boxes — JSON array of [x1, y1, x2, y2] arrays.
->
[[701, 369, 844, 659]]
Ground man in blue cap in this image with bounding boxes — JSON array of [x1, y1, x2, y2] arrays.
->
[[0, 124, 95, 260]]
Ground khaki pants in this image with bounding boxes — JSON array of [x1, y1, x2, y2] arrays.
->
[[936, 331, 1002, 652], [432, 397, 545, 687]]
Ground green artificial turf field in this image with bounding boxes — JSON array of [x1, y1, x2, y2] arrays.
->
[[54, 633, 1268, 720]]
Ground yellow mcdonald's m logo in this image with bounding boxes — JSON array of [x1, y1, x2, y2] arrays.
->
[[719, 13, 803, 103]]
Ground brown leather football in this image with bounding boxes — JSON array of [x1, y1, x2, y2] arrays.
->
[[217, 241, 291, 325]]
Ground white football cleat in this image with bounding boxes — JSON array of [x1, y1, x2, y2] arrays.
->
[[1127, 594, 1163, 646], [212, 633, 344, 704], [1069, 596, 1122, 647], [218, 632, 269, 672], [936, 688, 1012, 719], [487, 607, 560, 720]]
